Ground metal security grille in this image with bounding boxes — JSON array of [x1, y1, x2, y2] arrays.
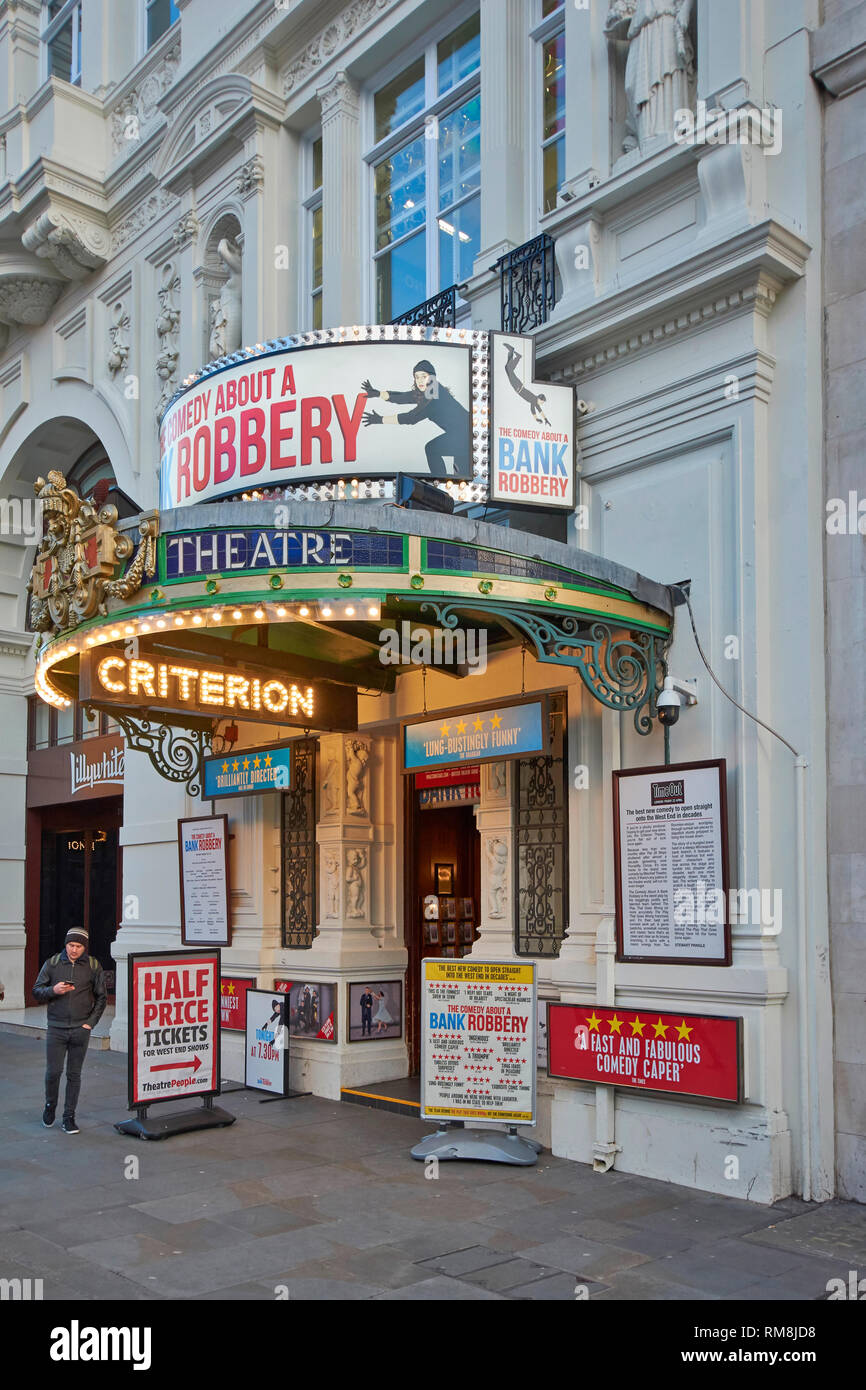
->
[[515, 695, 568, 956], [281, 740, 317, 949]]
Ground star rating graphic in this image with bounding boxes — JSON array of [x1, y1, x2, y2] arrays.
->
[[676, 1019, 693, 1040], [264, 753, 272, 767], [652, 1017, 670, 1038], [583, 1010, 697, 1045]]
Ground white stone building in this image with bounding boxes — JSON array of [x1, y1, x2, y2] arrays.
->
[[0, 0, 852, 1204]]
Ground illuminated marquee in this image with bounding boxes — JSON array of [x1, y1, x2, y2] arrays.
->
[[79, 650, 358, 731]]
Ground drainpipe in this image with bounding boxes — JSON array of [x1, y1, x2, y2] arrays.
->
[[593, 918, 620, 1172], [795, 755, 811, 1202]]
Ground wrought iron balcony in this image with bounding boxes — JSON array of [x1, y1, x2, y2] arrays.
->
[[495, 233, 556, 334], [390, 285, 458, 329]]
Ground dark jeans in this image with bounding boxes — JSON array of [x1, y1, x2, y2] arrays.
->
[[425, 430, 470, 478], [45, 1025, 91, 1118]]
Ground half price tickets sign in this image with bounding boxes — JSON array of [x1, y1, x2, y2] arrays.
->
[[548, 1003, 743, 1103], [129, 951, 219, 1106], [421, 959, 536, 1124]]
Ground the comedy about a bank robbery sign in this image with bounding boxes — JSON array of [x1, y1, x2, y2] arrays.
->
[[421, 960, 536, 1124], [547, 1004, 742, 1103], [178, 815, 231, 948], [402, 698, 546, 773], [489, 333, 575, 510], [159, 341, 473, 507], [128, 950, 220, 1107]]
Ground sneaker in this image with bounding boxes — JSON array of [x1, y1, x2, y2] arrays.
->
[[42, 1107, 55, 1128], [61, 1117, 80, 1134]]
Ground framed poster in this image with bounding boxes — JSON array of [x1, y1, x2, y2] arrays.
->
[[220, 975, 255, 1033], [347, 980, 403, 1042], [178, 815, 231, 947], [424, 919, 441, 947], [202, 741, 294, 799], [244, 989, 290, 1095], [273, 979, 338, 1043], [460, 920, 474, 945], [613, 760, 731, 965], [547, 1003, 743, 1103], [489, 332, 576, 511], [128, 950, 221, 1108], [420, 959, 536, 1124]]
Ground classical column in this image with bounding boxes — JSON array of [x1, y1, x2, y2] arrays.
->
[[316, 733, 376, 960], [477, 0, 528, 265], [475, 760, 517, 960], [317, 71, 362, 327]]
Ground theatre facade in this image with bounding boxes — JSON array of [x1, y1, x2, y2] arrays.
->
[[0, 0, 839, 1203]]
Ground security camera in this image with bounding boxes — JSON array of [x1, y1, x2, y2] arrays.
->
[[576, 399, 592, 416], [657, 676, 698, 727]]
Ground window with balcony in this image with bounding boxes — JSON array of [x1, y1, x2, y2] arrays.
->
[[369, 11, 481, 322], [146, 0, 180, 49], [42, 1, 82, 86], [304, 136, 324, 330], [535, 0, 566, 215]]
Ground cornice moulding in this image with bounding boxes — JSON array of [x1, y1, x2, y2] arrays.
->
[[811, 5, 866, 98]]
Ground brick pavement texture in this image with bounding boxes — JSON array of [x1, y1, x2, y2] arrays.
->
[[0, 1032, 859, 1301]]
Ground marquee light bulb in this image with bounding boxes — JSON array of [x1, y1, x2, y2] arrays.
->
[[276, 607, 288, 618], [232, 609, 242, 621], [174, 617, 185, 626], [345, 606, 355, 617], [254, 608, 265, 620], [157, 619, 167, 628], [299, 606, 310, 617], [193, 614, 204, 625], [322, 606, 333, 618], [110, 628, 121, 639]]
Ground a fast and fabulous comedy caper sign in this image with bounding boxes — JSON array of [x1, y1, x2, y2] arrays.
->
[[158, 331, 576, 511]]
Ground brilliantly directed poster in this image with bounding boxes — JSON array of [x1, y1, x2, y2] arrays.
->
[[613, 760, 730, 965], [178, 816, 231, 947], [128, 951, 220, 1107], [203, 743, 293, 799], [244, 989, 289, 1095], [159, 341, 474, 507], [274, 979, 337, 1042], [220, 976, 255, 1033], [489, 332, 575, 510], [421, 959, 536, 1123], [402, 699, 545, 773], [548, 1003, 743, 1103]]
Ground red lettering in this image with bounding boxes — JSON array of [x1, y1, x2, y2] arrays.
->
[[214, 416, 236, 484], [197, 999, 209, 1022], [163, 971, 181, 1000], [158, 1002, 172, 1025], [143, 1003, 157, 1026], [225, 380, 237, 411], [240, 408, 267, 476], [270, 400, 297, 470], [238, 375, 249, 408], [177, 437, 191, 502], [333, 393, 366, 462], [195, 969, 209, 997], [301, 397, 332, 466], [280, 365, 296, 396], [192, 426, 211, 492]]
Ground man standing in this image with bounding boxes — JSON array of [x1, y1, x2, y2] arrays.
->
[[32, 928, 106, 1134], [359, 987, 374, 1038]]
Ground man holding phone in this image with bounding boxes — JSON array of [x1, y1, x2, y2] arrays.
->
[[32, 928, 106, 1134]]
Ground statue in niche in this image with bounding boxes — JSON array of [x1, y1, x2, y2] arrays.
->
[[604, 0, 695, 152], [345, 740, 370, 817], [489, 762, 506, 795], [208, 236, 242, 359], [486, 837, 508, 919], [345, 848, 367, 918]]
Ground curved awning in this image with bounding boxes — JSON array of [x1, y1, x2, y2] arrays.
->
[[31, 497, 674, 745]]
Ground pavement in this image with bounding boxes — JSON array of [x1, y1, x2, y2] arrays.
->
[[1, 1030, 864, 1302]]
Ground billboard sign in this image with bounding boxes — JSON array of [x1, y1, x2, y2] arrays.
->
[[244, 988, 290, 1095], [128, 950, 221, 1107], [489, 333, 575, 510], [402, 698, 546, 773]]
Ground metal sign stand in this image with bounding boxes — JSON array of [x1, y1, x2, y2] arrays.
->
[[114, 1094, 236, 1141], [411, 1121, 541, 1166]]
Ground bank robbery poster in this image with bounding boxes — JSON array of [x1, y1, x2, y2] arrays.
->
[[244, 989, 289, 1094], [128, 951, 220, 1107], [178, 815, 231, 947], [159, 341, 474, 507], [421, 960, 536, 1124], [489, 332, 575, 510], [548, 1004, 743, 1103]]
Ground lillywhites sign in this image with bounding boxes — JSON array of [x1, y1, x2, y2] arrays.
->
[[70, 742, 124, 796], [159, 341, 474, 507], [402, 699, 545, 773], [79, 650, 357, 731], [547, 1004, 743, 1103], [203, 743, 293, 798]]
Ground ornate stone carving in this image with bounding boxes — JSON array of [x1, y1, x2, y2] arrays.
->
[[110, 38, 181, 154], [106, 299, 130, 376], [317, 70, 361, 125], [323, 850, 340, 917], [486, 837, 508, 919], [111, 190, 178, 255], [155, 260, 181, 418], [22, 208, 110, 281], [322, 751, 340, 816], [282, 0, 393, 96], [345, 738, 370, 816], [208, 238, 242, 359], [345, 847, 368, 918], [0, 275, 64, 326], [27, 472, 158, 635], [172, 212, 200, 250], [604, 0, 696, 152], [237, 155, 264, 196]]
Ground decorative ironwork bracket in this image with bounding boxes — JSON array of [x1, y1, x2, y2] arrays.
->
[[110, 712, 212, 797], [420, 601, 670, 735], [391, 285, 458, 329]]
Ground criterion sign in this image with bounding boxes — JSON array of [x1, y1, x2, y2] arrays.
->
[[421, 959, 536, 1124], [128, 950, 221, 1108]]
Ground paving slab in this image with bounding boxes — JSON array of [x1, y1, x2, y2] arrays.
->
[[371, 1274, 505, 1300]]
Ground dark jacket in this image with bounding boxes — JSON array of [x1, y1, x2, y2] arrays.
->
[[387, 386, 470, 434], [32, 949, 107, 1029]]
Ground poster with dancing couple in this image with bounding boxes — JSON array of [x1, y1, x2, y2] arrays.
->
[[489, 332, 576, 510], [348, 980, 403, 1042]]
